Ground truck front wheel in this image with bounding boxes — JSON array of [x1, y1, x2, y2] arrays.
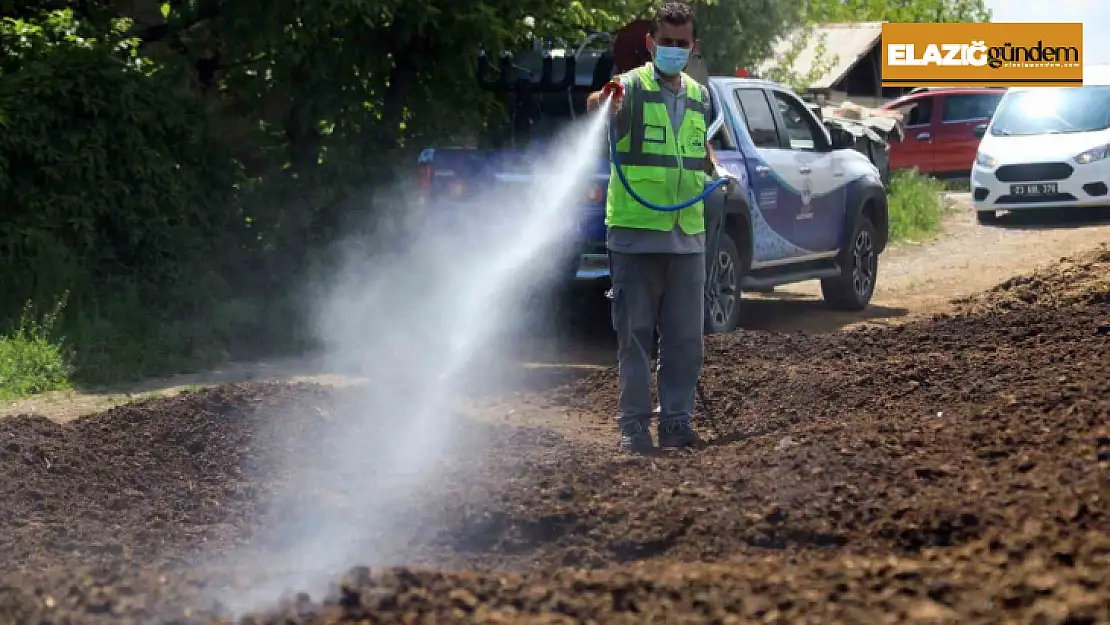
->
[[976, 210, 1000, 224], [821, 214, 878, 311], [704, 231, 743, 333]]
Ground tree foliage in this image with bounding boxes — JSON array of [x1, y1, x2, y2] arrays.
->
[[1, 10, 239, 302], [806, 0, 991, 23], [688, 0, 806, 74]]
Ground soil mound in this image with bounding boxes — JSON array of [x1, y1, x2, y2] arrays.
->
[[0, 382, 336, 570], [550, 243, 1110, 444], [953, 243, 1110, 313], [0, 247, 1107, 623]]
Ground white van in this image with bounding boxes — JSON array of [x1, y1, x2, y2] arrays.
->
[[970, 65, 1110, 223]]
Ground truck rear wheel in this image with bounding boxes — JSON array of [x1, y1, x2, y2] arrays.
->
[[704, 231, 743, 333], [821, 214, 878, 311]]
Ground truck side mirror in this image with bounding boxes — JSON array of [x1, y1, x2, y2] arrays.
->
[[973, 123, 988, 138]]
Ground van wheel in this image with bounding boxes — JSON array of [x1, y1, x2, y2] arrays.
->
[[705, 231, 743, 333], [821, 214, 878, 311]]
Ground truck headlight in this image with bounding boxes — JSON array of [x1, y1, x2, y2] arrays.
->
[[975, 152, 997, 168], [1075, 144, 1110, 164]]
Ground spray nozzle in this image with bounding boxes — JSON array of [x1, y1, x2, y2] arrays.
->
[[600, 80, 624, 110], [600, 80, 623, 100]]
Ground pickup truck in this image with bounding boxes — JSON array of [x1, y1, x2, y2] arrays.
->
[[416, 54, 890, 334]]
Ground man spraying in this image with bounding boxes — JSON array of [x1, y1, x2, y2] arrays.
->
[[586, 1, 735, 452]]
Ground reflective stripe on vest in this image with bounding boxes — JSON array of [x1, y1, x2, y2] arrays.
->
[[605, 63, 708, 235]]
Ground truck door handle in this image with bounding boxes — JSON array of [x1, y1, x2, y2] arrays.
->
[[754, 164, 771, 175], [798, 166, 812, 174], [916, 132, 931, 141]]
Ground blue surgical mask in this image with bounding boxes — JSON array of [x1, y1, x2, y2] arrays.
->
[[653, 45, 691, 76]]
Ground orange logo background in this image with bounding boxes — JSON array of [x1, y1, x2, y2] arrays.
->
[[881, 22, 1084, 87]]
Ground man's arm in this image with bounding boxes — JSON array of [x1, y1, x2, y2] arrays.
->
[[586, 90, 604, 113], [588, 74, 630, 114], [704, 143, 719, 175], [589, 74, 631, 144]]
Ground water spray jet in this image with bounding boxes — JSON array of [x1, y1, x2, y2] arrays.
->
[[217, 103, 618, 620]]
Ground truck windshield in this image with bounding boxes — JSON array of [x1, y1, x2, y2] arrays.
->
[[990, 86, 1110, 136]]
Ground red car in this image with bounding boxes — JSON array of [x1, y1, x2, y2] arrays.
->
[[880, 87, 1005, 178]]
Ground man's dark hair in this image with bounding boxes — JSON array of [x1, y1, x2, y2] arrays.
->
[[651, 2, 697, 38]]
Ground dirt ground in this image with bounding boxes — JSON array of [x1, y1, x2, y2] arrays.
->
[[5, 195, 1109, 423], [0, 205, 1108, 622], [738, 195, 1110, 332]]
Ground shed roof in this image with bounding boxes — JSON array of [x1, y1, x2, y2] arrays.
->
[[756, 22, 884, 89]]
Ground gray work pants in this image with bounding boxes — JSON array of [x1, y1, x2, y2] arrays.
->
[[607, 251, 705, 426]]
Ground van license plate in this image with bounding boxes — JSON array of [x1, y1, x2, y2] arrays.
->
[[1010, 183, 1057, 196]]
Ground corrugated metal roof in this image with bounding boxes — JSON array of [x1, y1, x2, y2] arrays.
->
[[756, 22, 884, 89]]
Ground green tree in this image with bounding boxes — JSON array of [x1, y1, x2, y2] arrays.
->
[[806, 0, 991, 23], [0, 0, 810, 385], [689, 0, 807, 75], [0, 0, 653, 382]]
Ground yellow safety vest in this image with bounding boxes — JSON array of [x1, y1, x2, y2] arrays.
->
[[605, 63, 708, 235]]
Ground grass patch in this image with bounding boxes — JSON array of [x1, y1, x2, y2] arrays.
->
[[941, 177, 971, 192], [0, 283, 313, 395], [0, 297, 73, 400], [62, 288, 313, 389], [887, 169, 949, 243]]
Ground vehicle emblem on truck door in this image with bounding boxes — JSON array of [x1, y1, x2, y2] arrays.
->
[[798, 178, 814, 220]]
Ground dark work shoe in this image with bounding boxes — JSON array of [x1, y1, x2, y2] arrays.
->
[[658, 419, 702, 449], [618, 418, 654, 453]]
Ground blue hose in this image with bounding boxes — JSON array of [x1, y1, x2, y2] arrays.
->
[[607, 115, 729, 211]]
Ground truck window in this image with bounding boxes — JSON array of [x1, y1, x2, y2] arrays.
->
[[707, 85, 736, 150], [771, 91, 823, 151], [942, 93, 1003, 123], [893, 97, 932, 126], [734, 88, 781, 149]]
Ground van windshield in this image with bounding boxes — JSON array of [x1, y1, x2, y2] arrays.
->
[[990, 86, 1110, 136]]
